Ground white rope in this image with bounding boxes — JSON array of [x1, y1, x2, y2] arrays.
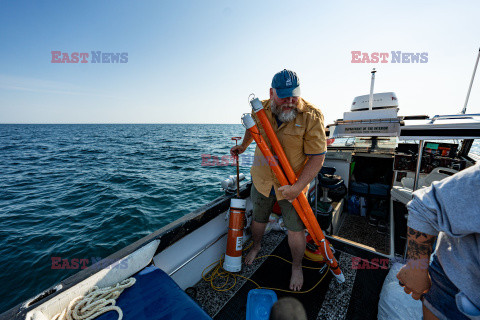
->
[[51, 278, 136, 320], [322, 240, 334, 264]]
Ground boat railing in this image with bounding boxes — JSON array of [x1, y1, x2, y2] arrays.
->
[[334, 118, 401, 125], [429, 113, 480, 123]]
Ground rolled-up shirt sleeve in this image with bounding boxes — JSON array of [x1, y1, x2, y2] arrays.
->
[[407, 165, 480, 237], [304, 110, 327, 155], [407, 187, 442, 236]]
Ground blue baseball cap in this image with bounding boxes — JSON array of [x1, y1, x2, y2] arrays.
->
[[271, 69, 301, 98]]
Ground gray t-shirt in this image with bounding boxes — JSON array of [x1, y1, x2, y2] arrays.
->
[[407, 164, 480, 310]]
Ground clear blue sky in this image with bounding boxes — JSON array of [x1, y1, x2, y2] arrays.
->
[[1, 0, 479, 125]]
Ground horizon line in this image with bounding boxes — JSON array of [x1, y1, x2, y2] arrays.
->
[[0, 123, 243, 125]]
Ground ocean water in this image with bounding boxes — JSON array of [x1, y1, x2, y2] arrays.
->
[[0, 124, 254, 314], [0, 124, 479, 314]]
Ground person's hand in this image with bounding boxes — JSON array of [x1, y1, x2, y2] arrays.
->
[[230, 145, 246, 157], [278, 185, 302, 202], [396, 260, 431, 300]]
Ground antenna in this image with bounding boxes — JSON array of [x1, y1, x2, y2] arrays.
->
[[369, 68, 377, 111], [461, 47, 480, 114]]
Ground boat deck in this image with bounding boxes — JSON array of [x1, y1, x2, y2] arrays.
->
[[191, 231, 389, 320], [337, 214, 390, 255]]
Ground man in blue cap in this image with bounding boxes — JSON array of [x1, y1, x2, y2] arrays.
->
[[231, 69, 327, 291]]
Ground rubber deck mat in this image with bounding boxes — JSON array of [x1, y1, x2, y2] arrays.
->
[[214, 237, 335, 320], [213, 236, 390, 320], [345, 267, 389, 320]]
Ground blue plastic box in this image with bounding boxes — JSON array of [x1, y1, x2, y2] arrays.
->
[[246, 289, 278, 320]]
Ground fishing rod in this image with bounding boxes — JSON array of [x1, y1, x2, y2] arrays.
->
[[231, 137, 242, 198], [223, 137, 246, 272]]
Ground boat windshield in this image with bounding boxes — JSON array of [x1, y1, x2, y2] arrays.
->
[[329, 137, 397, 153]]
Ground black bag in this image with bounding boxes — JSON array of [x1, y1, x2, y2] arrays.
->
[[328, 182, 347, 202]]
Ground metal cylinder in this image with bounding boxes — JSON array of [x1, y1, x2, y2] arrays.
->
[[369, 69, 377, 111], [241, 113, 256, 129], [250, 98, 264, 112]]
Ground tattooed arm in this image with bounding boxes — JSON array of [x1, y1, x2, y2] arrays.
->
[[396, 227, 436, 300]]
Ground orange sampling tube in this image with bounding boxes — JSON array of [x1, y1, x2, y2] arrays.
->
[[244, 104, 345, 282], [223, 198, 246, 272], [241, 115, 317, 242]]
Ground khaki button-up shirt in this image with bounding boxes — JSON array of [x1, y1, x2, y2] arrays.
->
[[250, 98, 327, 200]]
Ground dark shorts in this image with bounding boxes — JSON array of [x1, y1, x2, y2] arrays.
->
[[250, 183, 305, 232], [423, 254, 471, 320]]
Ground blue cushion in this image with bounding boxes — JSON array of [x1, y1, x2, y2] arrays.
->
[[350, 182, 389, 196], [369, 183, 389, 196], [350, 182, 369, 194], [96, 265, 212, 320]]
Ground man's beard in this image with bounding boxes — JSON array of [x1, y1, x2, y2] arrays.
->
[[271, 100, 298, 123]]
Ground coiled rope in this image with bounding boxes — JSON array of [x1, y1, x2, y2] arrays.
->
[[201, 240, 330, 294], [202, 254, 329, 294], [51, 277, 136, 320]]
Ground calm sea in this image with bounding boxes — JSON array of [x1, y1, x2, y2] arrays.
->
[[0, 124, 253, 313], [0, 124, 479, 313]]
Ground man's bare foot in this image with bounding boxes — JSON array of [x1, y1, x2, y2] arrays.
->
[[245, 245, 261, 265], [290, 266, 303, 291]]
